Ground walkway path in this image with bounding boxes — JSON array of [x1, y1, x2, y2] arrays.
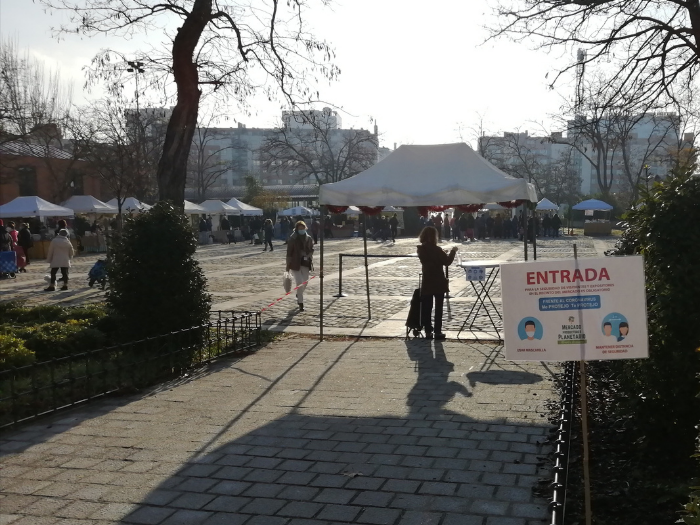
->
[[1, 337, 557, 525], [0, 235, 617, 339]]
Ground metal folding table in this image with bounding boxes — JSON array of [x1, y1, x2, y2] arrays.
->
[[457, 259, 503, 342]]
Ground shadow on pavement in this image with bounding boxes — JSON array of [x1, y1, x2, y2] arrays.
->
[[119, 340, 550, 524]]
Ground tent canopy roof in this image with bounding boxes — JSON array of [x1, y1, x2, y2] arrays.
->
[[199, 199, 241, 215], [572, 199, 613, 211], [225, 197, 263, 216], [536, 198, 560, 211], [183, 200, 207, 214], [106, 197, 152, 212], [61, 195, 117, 214], [278, 206, 319, 217], [319, 142, 537, 206], [0, 196, 74, 218]]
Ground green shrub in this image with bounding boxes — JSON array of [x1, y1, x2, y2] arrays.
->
[[0, 335, 35, 370], [106, 201, 211, 342], [610, 173, 700, 458], [16, 321, 107, 361]]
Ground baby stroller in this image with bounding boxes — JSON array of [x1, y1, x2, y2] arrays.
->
[[405, 274, 423, 339], [88, 259, 107, 289]]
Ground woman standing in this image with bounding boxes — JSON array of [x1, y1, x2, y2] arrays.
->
[[44, 229, 74, 291], [417, 226, 457, 340], [263, 219, 274, 252], [286, 221, 314, 312], [8, 222, 26, 273]]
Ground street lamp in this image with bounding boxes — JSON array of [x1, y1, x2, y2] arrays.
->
[[126, 61, 145, 114]]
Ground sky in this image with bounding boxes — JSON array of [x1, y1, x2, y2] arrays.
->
[[0, 0, 575, 149]]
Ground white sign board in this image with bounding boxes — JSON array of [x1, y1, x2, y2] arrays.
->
[[501, 256, 648, 361]]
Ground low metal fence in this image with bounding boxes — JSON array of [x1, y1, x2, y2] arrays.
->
[[548, 361, 576, 524], [0, 311, 261, 430]]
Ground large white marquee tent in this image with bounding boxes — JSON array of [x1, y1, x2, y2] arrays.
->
[[315, 142, 538, 339], [225, 197, 263, 216], [61, 195, 117, 215]]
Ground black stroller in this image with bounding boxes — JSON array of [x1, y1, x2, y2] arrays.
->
[[405, 274, 423, 339]]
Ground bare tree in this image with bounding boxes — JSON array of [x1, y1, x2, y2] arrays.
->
[[490, 0, 700, 105], [187, 113, 240, 201], [76, 99, 164, 218], [540, 148, 583, 206], [41, 0, 339, 205], [259, 113, 378, 185]]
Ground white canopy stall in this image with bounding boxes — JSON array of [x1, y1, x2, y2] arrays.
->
[[536, 198, 560, 211], [225, 197, 263, 216], [183, 200, 207, 215], [316, 142, 538, 339], [278, 206, 320, 217], [0, 196, 74, 218], [106, 197, 152, 213], [61, 195, 117, 214], [199, 200, 241, 231]]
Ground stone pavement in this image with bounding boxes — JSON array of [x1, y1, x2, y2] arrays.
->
[[0, 337, 558, 524], [0, 235, 618, 339]]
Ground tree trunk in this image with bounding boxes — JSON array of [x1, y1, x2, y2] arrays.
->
[[157, 0, 211, 206]]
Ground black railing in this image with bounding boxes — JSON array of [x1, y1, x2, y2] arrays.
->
[[0, 311, 261, 430], [548, 361, 576, 524], [334, 253, 418, 297]]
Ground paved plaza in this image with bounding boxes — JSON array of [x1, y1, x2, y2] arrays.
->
[[1, 337, 558, 525], [0, 235, 617, 339], [0, 234, 618, 523]]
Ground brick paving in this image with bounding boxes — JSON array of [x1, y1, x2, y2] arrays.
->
[[1, 337, 558, 524]]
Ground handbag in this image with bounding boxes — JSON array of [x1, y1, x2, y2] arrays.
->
[[283, 271, 293, 293]]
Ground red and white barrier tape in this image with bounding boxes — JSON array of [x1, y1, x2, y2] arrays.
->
[[260, 275, 318, 313]]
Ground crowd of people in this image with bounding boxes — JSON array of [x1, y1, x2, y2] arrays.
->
[[421, 211, 563, 242]]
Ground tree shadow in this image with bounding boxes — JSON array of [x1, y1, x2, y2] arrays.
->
[[111, 340, 550, 524]]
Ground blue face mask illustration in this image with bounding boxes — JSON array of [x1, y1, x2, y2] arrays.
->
[[298, 229, 307, 236]]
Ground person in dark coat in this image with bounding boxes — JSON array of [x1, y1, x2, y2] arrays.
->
[[389, 213, 399, 242], [444, 213, 451, 240], [18, 223, 33, 267], [433, 213, 443, 241], [458, 213, 468, 241], [542, 214, 551, 237], [263, 219, 274, 251], [552, 214, 562, 237], [309, 218, 320, 244], [494, 214, 503, 239], [417, 226, 458, 340], [281, 217, 289, 241]]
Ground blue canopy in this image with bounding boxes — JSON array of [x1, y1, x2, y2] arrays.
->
[[572, 199, 613, 211]]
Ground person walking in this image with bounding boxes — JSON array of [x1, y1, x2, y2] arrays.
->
[[417, 226, 457, 340], [263, 218, 274, 251], [198, 217, 208, 244], [44, 229, 74, 291], [324, 215, 334, 238], [17, 223, 33, 269], [286, 221, 314, 312], [310, 217, 320, 244], [389, 213, 399, 242], [444, 213, 451, 241]]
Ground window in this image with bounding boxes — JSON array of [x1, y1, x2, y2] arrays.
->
[[16, 166, 37, 196], [69, 171, 84, 195]]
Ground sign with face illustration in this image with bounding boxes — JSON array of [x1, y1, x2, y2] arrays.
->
[[501, 256, 648, 362]]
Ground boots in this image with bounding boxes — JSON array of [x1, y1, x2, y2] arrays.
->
[[44, 285, 55, 292], [60, 283, 68, 291], [298, 303, 304, 312]]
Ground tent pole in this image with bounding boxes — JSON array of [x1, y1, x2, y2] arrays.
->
[[319, 207, 325, 341], [363, 213, 371, 320], [532, 204, 537, 260], [522, 204, 528, 261]]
